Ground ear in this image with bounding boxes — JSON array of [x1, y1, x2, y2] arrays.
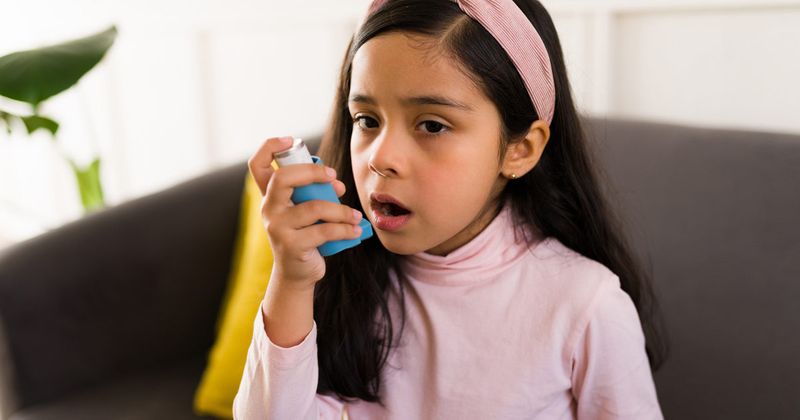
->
[[500, 120, 550, 179]]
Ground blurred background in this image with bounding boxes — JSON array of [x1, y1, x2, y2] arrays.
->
[[1, 0, 799, 247]]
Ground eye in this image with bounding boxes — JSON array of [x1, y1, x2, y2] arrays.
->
[[418, 120, 449, 136], [353, 115, 379, 130]]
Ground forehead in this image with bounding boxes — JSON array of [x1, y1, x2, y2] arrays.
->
[[350, 32, 485, 104]]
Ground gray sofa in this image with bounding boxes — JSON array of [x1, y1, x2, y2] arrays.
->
[[0, 118, 798, 419]]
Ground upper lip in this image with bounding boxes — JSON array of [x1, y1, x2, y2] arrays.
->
[[370, 192, 410, 211]]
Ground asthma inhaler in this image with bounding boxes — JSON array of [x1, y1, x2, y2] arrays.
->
[[273, 138, 373, 256]]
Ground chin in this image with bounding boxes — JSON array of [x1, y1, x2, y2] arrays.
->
[[374, 232, 427, 255]]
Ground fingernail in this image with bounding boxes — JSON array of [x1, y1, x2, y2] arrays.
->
[[353, 225, 362, 235], [325, 167, 336, 179], [352, 209, 362, 220]]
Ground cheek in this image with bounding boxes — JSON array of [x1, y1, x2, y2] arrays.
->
[[350, 148, 370, 195], [351, 145, 369, 174], [419, 158, 494, 207]]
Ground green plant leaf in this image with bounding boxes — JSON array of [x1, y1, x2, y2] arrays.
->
[[0, 110, 13, 134], [69, 157, 106, 212], [21, 115, 59, 136], [0, 109, 60, 137], [0, 26, 117, 108]]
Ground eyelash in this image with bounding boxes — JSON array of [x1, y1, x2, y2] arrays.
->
[[352, 115, 450, 137]]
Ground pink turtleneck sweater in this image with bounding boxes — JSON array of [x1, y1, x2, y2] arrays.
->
[[233, 205, 663, 419]]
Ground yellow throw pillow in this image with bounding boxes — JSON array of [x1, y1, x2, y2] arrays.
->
[[193, 172, 273, 419]]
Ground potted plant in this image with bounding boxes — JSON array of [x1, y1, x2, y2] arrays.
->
[[0, 25, 117, 212]]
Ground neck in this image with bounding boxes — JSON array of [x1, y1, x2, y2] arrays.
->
[[425, 199, 505, 257], [402, 201, 544, 287]]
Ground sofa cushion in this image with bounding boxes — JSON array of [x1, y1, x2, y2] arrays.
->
[[0, 162, 247, 408], [585, 118, 800, 419], [193, 173, 274, 419], [8, 355, 214, 420]]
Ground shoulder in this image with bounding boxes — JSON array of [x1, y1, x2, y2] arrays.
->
[[521, 236, 621, 300], [515, 236, 631, 340], [526, 239, 646, 361]]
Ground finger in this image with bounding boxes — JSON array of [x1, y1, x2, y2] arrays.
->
[[292, 222, 363, 251], [284, 200, 362, 229], [332, 180, 346, 198], [265, 164, 337, 212], [248, 136, 294, 195]]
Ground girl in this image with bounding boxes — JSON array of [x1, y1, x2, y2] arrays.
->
[[235, 0, 668, 418]]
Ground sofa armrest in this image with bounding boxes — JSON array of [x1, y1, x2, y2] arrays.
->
[[0, 320, 19, 419], [0, 162, 247, 410]]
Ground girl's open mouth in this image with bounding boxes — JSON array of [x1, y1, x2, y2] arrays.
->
[[370, 193, 412, 232]]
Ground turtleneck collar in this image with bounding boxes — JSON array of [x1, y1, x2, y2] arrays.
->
[[401, 202, 546, 286]]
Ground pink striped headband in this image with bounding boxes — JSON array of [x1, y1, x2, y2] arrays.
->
[[366, 0, 555, 124]]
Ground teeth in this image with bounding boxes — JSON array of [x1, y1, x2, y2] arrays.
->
[[380, 205, 392, 216]]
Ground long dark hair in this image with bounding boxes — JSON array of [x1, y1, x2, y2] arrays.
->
[[315, 0, 669, 405]]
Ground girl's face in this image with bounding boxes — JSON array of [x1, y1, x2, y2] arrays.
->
[[349, 32, 508, 256]]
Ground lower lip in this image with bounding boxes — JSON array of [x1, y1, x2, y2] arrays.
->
[[371, 209, 412, 232]]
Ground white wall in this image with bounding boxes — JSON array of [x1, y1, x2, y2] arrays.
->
[[543, 0, 800, 133], [1, 0, 799, 245], [0, 0, 367, 243]]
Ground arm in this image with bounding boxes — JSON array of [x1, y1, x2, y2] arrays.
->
[[261, 272, 316, 348], [232, 271, 345, 419], [570, 278, 664, 420], [233, 136, 360, 419]]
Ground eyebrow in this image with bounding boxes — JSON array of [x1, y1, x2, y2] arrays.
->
[[348, 93, 474, 112]]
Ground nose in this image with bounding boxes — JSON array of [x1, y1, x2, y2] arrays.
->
[[368, 130, 404, 178]]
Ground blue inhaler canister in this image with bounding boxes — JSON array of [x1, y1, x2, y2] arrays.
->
[[273, 138, 373, 256]]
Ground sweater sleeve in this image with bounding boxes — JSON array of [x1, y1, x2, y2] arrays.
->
[[232, 299, 346, 420], [570, 278, 664, 420]]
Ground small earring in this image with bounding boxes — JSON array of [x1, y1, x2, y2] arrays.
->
[[509, 173, 517, 179]]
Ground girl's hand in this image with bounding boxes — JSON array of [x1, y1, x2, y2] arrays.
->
[[248, 136, 363, 291]]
